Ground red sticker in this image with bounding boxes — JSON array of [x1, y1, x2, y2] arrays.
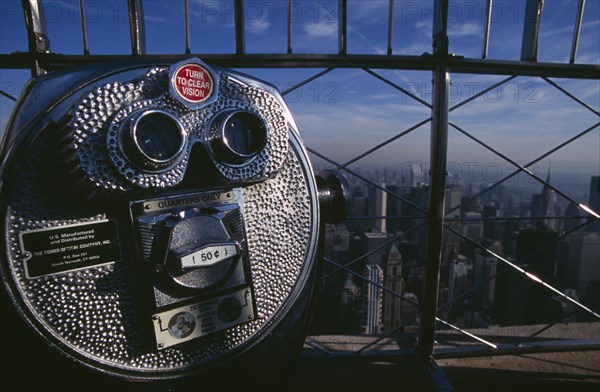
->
[[172, 63, 214, 103]]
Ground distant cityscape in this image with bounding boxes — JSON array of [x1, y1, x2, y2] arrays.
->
[[309, 163, 600, 339]]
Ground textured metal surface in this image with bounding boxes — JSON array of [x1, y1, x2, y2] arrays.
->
[[4, 135, 316, 374], [70, 66, 288, 192], [1, 63, 318, 376]]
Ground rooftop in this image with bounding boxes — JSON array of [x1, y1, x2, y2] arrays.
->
[[290, 323, 600, 391]]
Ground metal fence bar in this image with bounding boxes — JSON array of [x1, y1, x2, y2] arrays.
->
[[435, 318, 497, 349], [234, 0, 245, 54], [281, 68, 335, 96], [78, 0, 89, 55], [482, 0, 492, 59], [21, 0, 49, 76], [570, 0, 586, 64], [0, 90, 17, 102], [363, 68, 432, 108], [522, 309, 582, 343], [337, 117, 432, 170], [419, 0, 450, 364], [521, 0, 544, 62], [339, 0, 347, 55], [2, 53, 599, 78], [445, 215, 594, 223], [184, 0, 190, 55], [304, 338, 333, 355], [387, 0, 394, 55], [287, 0, 293, 54], [127, 0, 146, 55], [543, 77, 600, 116], [449, 75, 516, 113]]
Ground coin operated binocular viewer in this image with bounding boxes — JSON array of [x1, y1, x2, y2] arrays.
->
[[0, 58, 349, 390]]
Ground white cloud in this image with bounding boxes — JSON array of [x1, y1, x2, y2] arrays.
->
[[449, 22, 482, 37], [415, 20, 432, 31], [303, 21, 337, 38], [144, 16, 176, 25], [247, 19, 271, 34]]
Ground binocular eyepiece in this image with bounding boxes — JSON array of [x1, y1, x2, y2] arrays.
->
[[0, 58, 348, 389]]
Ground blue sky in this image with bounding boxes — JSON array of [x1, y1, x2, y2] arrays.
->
[[1, 0, 599, 180]]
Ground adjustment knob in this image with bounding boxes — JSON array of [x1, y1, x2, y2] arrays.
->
[[316, 170, 351, 224]]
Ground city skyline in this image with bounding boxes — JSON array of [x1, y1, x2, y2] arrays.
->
[[314, 172, 599, 335]]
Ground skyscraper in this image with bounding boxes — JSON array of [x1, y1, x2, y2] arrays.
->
[[564, 233, 600, 298], [360, 231, 389, 335], [446, 256, 470, 322], [368, 184, 388, 233], [531, 170, 557, 231], [383, 244, 404, 333], [362, 264, 383, 335], [587, 176, 600, 233], [473, 253, 497, 311]]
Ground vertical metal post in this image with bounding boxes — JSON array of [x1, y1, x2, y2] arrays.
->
[[387, 0, 394, 55], [520, 0, 544, 61], [338, 0, 347, 55], [128, 0, 146, 55], [570, 0, 585, 64], [419, 0, 449, 363], [287, 0, 293, 54], [79, 0, 89, 55], [21, 0, 50, 76], [234, 0, 246, 54], [184, 0, 191, 55], [482, 0, 492, 59]]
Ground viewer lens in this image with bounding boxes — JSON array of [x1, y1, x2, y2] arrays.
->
[[135, 112, 184, 162], [122, 110, 186, 172], [222, 112, 267, 157]]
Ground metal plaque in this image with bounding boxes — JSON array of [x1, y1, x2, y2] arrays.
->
[[152, 287, 256, 350], [141, 190, 236, 214], [20, 220, 119, 279]]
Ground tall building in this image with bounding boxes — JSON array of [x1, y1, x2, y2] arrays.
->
[[446, 256, 470, 321], [402, 162, 425, 187], [473, 253, 497, 311], [363, 231, 389, 266], [587, 176, 600, 233], [531, 170, 557, 231], [462, 212, 483, 241], [445, 184, 462, 218], [362, 264, 384, 335], [400, 293, 419, 329], [563, 233, 600, 298], [360, 232, 389, 335], [516, 229, 558, 282], [461, 212, 483, 260], [512, 229, 562, 324], [339, 274, 361, 334], [385, 184, 412, 234], [563, 203, 585, 233], [368, 184, 388, 233], [383, 244, 404, 333], [492, 258, 529, 325], [482, 205, 504, 241]]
